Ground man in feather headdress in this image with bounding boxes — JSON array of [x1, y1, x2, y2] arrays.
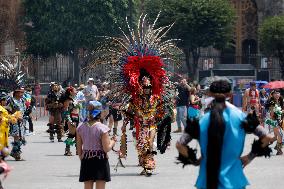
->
[[122, 70, 166, 176], [84, 13, 182, 176]]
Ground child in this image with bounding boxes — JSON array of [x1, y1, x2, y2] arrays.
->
[[77, 101, 116, 189]]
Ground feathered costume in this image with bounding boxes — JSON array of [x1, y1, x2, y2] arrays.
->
[[0, 58, 24, 161], [85, 13, 182, 175]]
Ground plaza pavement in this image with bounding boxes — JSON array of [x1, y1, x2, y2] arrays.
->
[[3, 117, 284, 189]]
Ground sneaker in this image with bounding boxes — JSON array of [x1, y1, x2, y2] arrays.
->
[[25, 131, 32, 136], [58, 139, 63, 142], [64, 151, 73, 156]]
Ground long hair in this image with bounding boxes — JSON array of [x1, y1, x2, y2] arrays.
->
[[206, 80, 231, 189]]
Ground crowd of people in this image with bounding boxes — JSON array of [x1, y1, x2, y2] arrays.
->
[[1, 15, 284, 189], [0, 75, 284, 189]]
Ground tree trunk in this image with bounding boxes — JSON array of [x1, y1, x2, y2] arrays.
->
[[192, 48, 200, 81], [73, 49, 80, 85], [183, 48, 192, 78]]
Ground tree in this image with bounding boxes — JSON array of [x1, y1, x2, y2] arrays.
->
[[22, 0, 130, 83], [259, 15, 284, 79], [144, 0, 235, 78]]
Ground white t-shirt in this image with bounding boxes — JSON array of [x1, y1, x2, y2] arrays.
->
[[83, 84, 99, 102]]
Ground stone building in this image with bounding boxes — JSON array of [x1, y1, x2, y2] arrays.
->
[[198, 0, 284, 80], [228, 0, 284, 64]]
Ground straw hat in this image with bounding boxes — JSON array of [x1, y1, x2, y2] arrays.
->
[[78, 84, 85, 90]]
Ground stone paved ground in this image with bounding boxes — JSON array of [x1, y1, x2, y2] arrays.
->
[[3, 117, 284, 189]]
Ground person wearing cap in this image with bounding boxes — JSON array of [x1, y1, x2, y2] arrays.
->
[[45, 82, 64, 142], [176, 79, 275, 189], [76, 84, 87, 122], [6, 87, 26, 161], [77, 100, 116, 189], [83, 78, 100, 103]]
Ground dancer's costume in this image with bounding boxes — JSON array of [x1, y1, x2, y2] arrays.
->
[[85, 13, 182, 175], [0, 105, 21, 158], [0, 102, 15, 188], [0, 59, 25, 161], [45, 84, 64, 142], [61, 87, 79, 156], [265, 100, 283, 155], [6, 95, 27, 159], [176, 81, 272, 189]]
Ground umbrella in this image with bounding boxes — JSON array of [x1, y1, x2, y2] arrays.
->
[[262, 81, 284, 89], [244, 80, 268, 89]]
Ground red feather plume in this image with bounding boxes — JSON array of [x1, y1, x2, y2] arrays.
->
[[123, 56, 167, 98]]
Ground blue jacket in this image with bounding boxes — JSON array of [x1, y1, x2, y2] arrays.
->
[[196, 104, 249, 189]]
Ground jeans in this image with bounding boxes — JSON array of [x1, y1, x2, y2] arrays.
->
[[79, 103, 87, 122], [176, 106, 187, 129]]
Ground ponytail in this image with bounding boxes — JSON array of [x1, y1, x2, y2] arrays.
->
[[206, 94, 226, 189]]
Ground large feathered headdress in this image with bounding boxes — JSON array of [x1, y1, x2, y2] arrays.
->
[[85, 13, 182, 103], [0, 58, 25, 92]]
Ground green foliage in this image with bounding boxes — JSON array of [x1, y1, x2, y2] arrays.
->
[[144, 0, 235, 50], [23, 0, 129, 56], [259, 15, 284, 56], [144, 0, 235, 76], [259, 15, 284, 78]]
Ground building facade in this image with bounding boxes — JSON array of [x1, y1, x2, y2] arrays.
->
[[198, 0, 284, 80]]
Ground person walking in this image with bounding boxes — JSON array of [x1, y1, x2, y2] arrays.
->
[[6, 87, 27, 161], [83, 78, 100, 103], [77, 101, 116, 189], [174, 78, 190, 133], [76, 84, 86, 122], [23, 86, 36, 135]]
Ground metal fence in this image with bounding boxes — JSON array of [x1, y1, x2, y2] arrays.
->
[[30, 54, 75, 84], [197, 54, 282, 80]]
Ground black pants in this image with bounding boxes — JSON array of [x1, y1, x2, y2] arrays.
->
[[28, 116, 33, 132]]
